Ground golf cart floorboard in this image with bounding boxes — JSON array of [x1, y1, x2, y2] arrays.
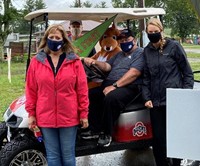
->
[[75, 138, 152, 157]]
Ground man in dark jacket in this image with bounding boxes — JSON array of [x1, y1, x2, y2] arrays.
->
[[83, 29, 144, 147]]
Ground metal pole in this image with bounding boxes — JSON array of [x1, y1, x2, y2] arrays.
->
[[26, 19, 33, 77], [138, 0, 145, 47], [44, 13, 48, 30], [78, 0, 81, 7]]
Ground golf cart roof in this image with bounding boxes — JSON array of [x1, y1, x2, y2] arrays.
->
[[25, 8, 165, 22]]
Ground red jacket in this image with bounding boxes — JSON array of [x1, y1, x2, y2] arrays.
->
[[25, 51, 89, 128]]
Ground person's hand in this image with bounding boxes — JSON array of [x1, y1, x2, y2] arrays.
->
[[103, 85, 116, 96], [80, 118, 89, 129], [28, 116, 36, 130], [145, 100, 153, 108], [83, 58, 96, 66]]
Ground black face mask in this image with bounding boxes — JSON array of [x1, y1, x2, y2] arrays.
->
[[147, 32, 161, 43]]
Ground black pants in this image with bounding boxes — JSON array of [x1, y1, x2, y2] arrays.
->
[[150, 106, 181, 166], [88, 80, 140, 135], [88, 86, 105, 133]]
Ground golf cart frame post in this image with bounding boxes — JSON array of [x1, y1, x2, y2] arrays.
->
[[26, 13, 49, 72]]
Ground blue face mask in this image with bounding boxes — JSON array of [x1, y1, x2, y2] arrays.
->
[[120, 40, 134, 53], [47, 38, 63, 52]]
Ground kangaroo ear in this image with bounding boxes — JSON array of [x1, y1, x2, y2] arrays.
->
[[111, 22, 116, 29]]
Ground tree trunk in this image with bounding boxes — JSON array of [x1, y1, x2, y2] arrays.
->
[[138, 0, 145, 47], [0, 41, 4, 61], [181, 37, 184, 44]]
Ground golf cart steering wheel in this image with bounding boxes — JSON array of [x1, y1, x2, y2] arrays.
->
[[193, 71, 200, 82], [82, 59, 106, 80]]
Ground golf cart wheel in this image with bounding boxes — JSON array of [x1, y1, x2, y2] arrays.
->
[[0, 122, 7, 149], [0, 137, 47, 166]]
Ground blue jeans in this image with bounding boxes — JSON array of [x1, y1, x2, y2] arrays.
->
[[41, 126, 77, 166]]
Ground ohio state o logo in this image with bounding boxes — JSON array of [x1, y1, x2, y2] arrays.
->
[[132, 121, 147, 137]]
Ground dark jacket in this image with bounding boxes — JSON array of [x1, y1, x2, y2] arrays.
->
[[142, 38, 194, 107]]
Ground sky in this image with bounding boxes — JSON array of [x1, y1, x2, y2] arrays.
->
[[12, 0, 113, 9]]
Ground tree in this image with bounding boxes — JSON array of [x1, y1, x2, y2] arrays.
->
[[112, 0, 200, 41], [165, 0, 199, 41], [0, 0, 18, 60], [94, 1, 107, 8], [112, 0, 139, 36], [190, 0, 200, 18], [112, 0, 136, 8], [13, 0, 46, 34], [71, 0, 107, 8], [83, 1, 92, 7], [70, 0, 82, 7], [145, 0, 167, 8]]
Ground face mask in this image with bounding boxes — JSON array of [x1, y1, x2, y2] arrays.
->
[[147, 32, 161, 43], [71, 28, 81, 37], [120, 40, 134, 53], [47, 38, 63, 52]]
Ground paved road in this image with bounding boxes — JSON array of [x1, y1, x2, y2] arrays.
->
[[184, 48, 200, 62], [76, 148, 198, 166], [76, 148, 156, 166], [184, 48, 200, 54]]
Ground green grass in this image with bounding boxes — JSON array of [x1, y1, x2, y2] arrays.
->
[[0, 61, 26, 119], [187, 52, 200, 58], [0, 52, 200, 121], [190, 62, 200, 81], [182, 43, 200, 49]]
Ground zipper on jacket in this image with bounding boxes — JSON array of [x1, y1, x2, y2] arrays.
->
[[54, 67, 56, 75], [53, 61, 65, 126], [158, 51, 161, 107], [54, 77, 57, 126]]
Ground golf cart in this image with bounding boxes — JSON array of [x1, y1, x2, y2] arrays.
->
[[0, 8, 166, 165]]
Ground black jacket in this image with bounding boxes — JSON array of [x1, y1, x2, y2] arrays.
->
[[142, 38, 194, 107]]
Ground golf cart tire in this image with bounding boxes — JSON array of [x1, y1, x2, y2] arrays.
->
[[0, 122, 7, 149], [0, 136, 46, 166]]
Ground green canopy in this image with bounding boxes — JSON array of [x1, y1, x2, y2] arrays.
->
[[191, 0, 200, 18]]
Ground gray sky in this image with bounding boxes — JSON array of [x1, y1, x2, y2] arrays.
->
[[12, 0, 113, 9]]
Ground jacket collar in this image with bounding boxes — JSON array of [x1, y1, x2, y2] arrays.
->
[[147, 38, 170, 50], [36, 50, 79, 64]]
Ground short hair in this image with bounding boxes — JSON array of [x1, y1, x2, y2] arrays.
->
[[70, 20, 82, 25]]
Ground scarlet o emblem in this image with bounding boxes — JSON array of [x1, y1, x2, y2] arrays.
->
[[132, 121, 147, 137]]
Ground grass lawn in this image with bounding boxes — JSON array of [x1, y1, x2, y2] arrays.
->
[[190, 62, 200, 81], [0, 61, 26, 119], [187, 53, 200, 58], [182, 43, 200, 49], [0, 50, 200, 121]]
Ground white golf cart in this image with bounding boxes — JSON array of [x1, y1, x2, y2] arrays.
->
[[0, 7, 166, 166]]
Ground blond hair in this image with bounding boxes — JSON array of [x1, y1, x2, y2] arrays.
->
[[39, 24, 75, 54], [146, 18, 164, 32], [146, 18, 166, 54]]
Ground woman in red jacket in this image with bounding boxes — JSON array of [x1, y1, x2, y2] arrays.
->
[[25, 24, 89, 166]]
